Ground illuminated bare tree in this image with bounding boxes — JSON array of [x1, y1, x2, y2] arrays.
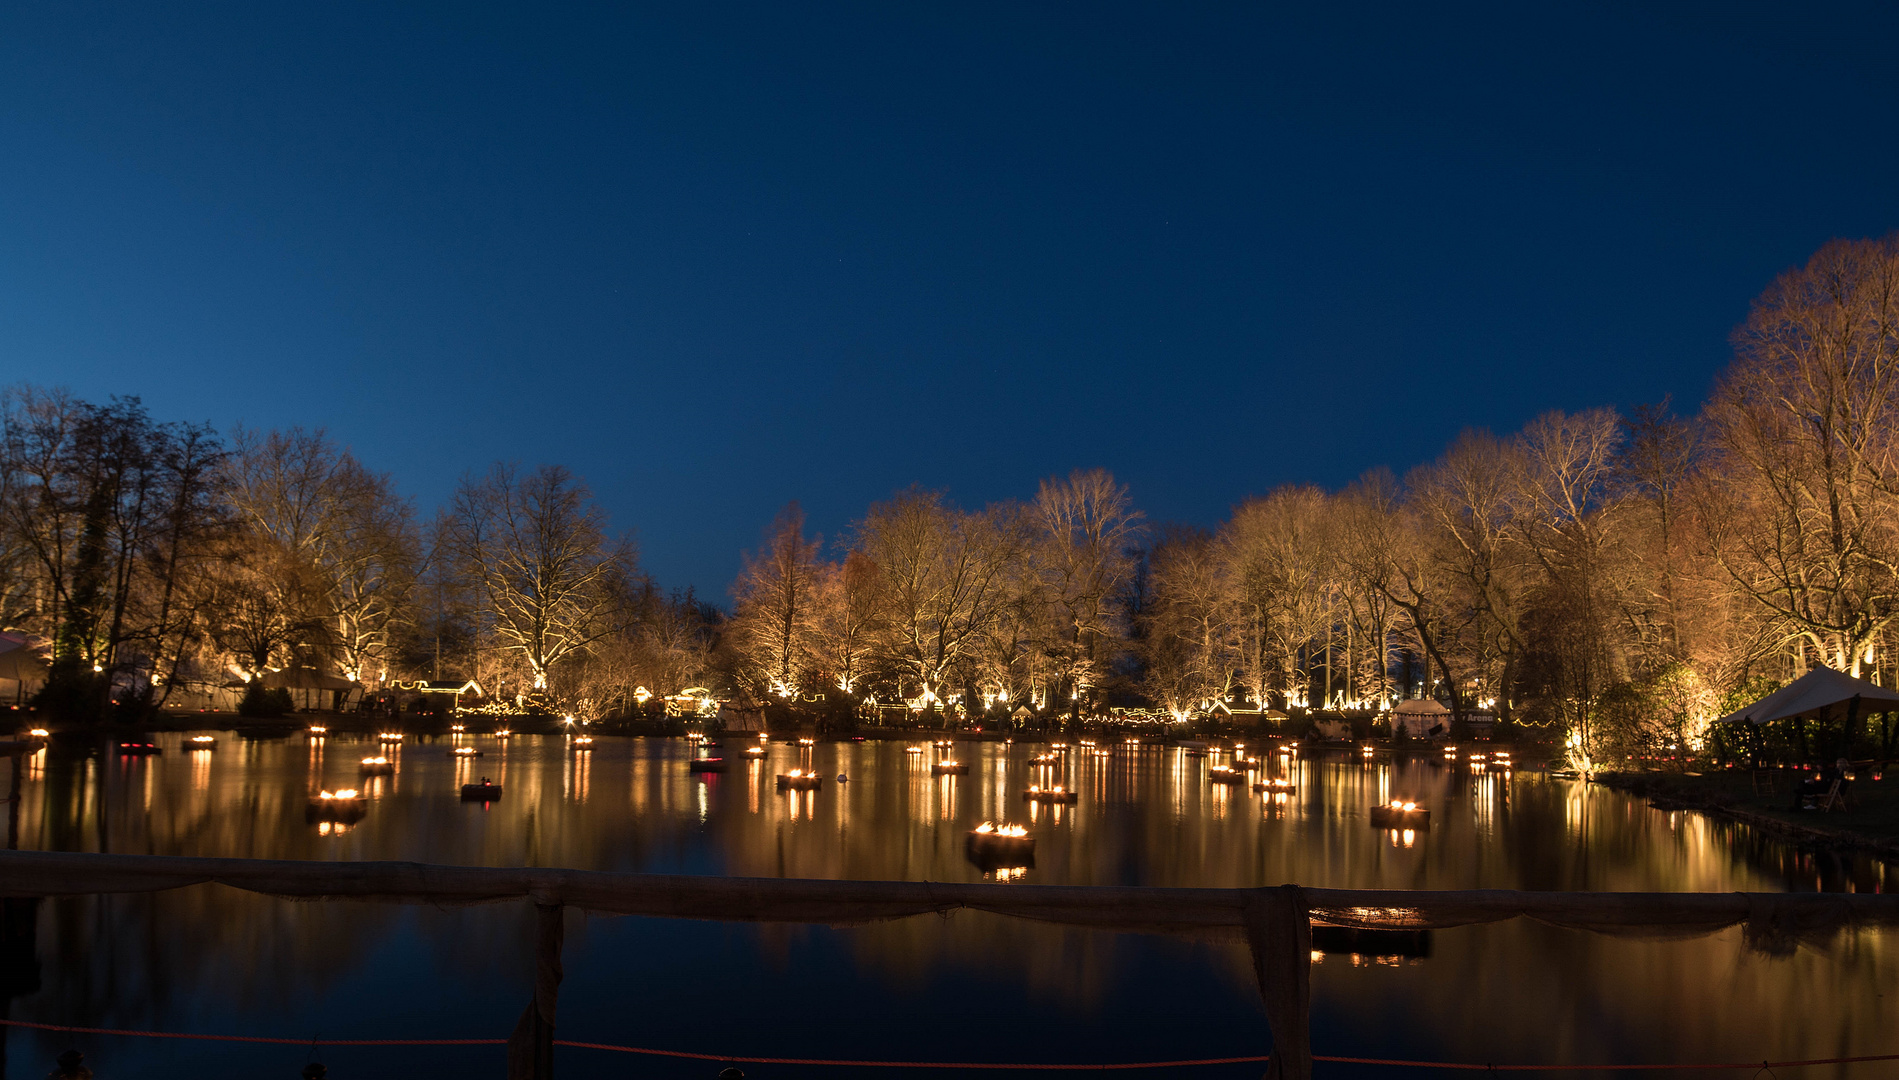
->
[[1032, 468, 1142, 704], [1701, 236, 1899, 675], [1138, 526, 1234, 716], [1, 387, 226, 716], [224, 427, 419, 682], [810, 551, 881, 694], [728, 503, 822, 698], [856, 488, 1027, 707], [439, 463, 635, 692], [1222, 485, 1331, 710]]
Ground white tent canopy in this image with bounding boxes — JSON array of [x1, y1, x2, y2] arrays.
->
[[0, 634, 48, 682], [1714, 666, 1899, 726]]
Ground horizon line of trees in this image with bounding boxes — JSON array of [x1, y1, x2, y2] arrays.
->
[[6, 235, 1899, 763]]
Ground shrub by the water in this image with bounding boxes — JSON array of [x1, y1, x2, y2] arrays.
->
[[238, 684, 294, 718]]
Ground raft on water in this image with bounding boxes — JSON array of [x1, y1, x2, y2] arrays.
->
[[460, 781, 504, 802], [1022, 785, 1077, 804], [1208, 765, 1248, 785], [687, 757, 727, 774], [306, 789, 367, 822], [965, 823, 1035, 869], [450, 747, 483, 758], [1368, 800, 1430, 828], [776, 769, 822, 791], [359, 756, 394, 776], [931, 761, 968, 776], [187, 735, 218, 750], [1253, 778, 1297, 795], [117, 742, 161, 756]]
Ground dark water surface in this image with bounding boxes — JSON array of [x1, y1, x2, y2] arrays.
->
[[3, 731, 1894, 1079]]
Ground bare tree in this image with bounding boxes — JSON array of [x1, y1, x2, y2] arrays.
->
[[809, 551, 881, 695], [224, 427, 419, 682], [1222, 486, 1331, 710], [439, 463, 636, 692], [1702, 236, 1899, 675], [728, 502, 823, 698], [1032, 468, 1143, 706], [855, 488, 1027, 707], [1, 388, 226, 716], [1138, 526, 1234, 716]]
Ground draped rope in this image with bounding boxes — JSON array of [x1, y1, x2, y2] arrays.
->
[[6, 850, 1897, 1080], [3, 851, 1893, 945]]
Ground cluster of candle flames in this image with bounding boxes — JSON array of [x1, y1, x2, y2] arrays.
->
[[972, 822, 1028, 838]]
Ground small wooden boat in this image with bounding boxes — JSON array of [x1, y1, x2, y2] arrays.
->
[[359, 756, 394, 776], [776, 769, 822, 791], [1369, 800, 1430, 828], [1022, 785, 1078, 804], [932, 760, 968, 776], [187, 735, 218, 750], [688, 757, 727, 774], [460, 780, 504, 802], [117, 741, 161, 756], [1208, 765, 1248, 785]]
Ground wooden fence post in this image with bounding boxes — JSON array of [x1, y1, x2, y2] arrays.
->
[[507, 901, 564, 1080], [1242, 884, 1313, 1080]]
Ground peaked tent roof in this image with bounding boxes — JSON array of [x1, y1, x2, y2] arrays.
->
[[1714, 666, 1899, 725], [0, 634, 49, 682], [258, 667, 357, 691], [1392, 699, 1450, 716]]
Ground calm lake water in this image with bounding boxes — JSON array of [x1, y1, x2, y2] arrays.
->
[[3, 731, 1895, 1079]]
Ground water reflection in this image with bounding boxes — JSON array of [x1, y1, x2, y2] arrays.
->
[[5, 732, 1897, 1078]]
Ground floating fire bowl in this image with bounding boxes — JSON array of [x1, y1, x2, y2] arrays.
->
[[776, 770, 823, 791], [1368, 801, 1430, 828]]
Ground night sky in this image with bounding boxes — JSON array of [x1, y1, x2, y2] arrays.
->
[[3, 3, 1896, 598]]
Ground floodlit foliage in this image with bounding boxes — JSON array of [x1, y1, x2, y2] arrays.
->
[[7, 234, 1899, 748]]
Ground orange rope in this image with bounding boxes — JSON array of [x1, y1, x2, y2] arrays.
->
[[3, 1018, 1896, 1071]]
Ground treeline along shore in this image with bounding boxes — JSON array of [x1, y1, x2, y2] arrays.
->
[[5, 236, 1899, 775]]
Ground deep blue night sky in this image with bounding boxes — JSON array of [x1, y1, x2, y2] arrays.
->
[[3, 3, 1896, 597]]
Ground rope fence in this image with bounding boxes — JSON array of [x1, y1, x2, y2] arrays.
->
[[5, 1017, 1898, 1073], [4, 850, 1898, 1079]]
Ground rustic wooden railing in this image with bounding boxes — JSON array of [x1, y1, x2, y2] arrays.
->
[[4, 850, 1897, 1079]]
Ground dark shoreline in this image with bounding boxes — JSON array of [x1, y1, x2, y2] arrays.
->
[[1594, 770, 1899, 864]]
